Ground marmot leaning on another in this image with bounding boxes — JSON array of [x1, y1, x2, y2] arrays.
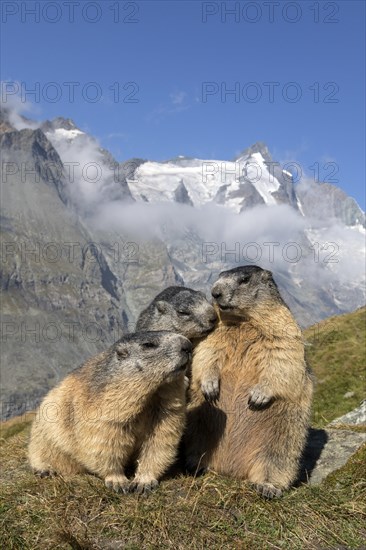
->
[[136, 286, 218, 395], [184, 266, 313, 498], [136, 286, 217, 339], [28, 331, 192, 494]]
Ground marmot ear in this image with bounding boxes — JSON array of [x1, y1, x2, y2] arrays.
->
[[261, 269, 272, 282], [115, 344, 130, 359], [156, 301, 168, 314]]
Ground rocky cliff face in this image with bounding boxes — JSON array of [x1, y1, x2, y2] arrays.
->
[[296, 181, 365, 228], [40, 118, 134, 209], [1, 127, 129, 416], [0, 111, 365, 418], [0, 120, 181, 418]]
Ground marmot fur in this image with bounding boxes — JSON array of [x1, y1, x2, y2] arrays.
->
[[28, 331, 192, 494], [185, 265, 313, 498], [136, 286, 217, 340], [136, 286, 217, 394]]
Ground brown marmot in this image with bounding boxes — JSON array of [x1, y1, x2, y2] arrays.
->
[[135, 286, 217, 340], [184, 265, 313, 498], [135, 286, 217, 393], [28, 331, 192, 494]]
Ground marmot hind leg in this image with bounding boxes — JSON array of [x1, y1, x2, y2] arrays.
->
[[29, 439, 85, 477], [247, 455, 298, 499]]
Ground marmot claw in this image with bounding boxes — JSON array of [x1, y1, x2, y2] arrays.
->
[[253, 482, 283, 499], [105, 475, 130, 494], [34, 469, 57, 478], [201, 378, 220, 403], [248, 385, 273, 408], [129, 478, 159, 494]]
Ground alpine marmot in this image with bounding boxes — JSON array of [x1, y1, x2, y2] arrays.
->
[[29, 331, 192, 494], [184, 265, 313, 498]]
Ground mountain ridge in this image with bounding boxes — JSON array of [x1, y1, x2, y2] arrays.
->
[[0, 109, 365, 418]]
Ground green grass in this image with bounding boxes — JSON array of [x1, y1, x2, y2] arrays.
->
[[304, 306, 366, 427], [0, 414, 34, 441], [1, 308, 365, 549]]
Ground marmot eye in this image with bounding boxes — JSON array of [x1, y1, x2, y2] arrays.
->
[[238, 275, 251, 285], [178, 311, 190, 316], [142, 341, 158, 348]]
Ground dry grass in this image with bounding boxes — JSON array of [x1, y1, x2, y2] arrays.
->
[[1, 308, 365, 549], [0, 420, 365, 550]]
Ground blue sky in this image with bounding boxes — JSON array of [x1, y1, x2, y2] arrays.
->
[[1, 0, 365, 207]]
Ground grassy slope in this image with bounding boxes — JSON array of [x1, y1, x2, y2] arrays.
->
[[304, 306, 366, 427], [1, 308, 365, 549]]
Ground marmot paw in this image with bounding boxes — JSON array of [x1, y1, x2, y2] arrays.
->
[[105, 474, 130, 494], [248, 385, 273, 409], [253, 483, 283, 499], [201, 378, 220, 403], [34, 469, 57, 478], [129, 477, 159, 495]]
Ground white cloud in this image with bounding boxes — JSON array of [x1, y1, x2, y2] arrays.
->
[[170, 91, 187, 105], [147, 91, 189, 122], [0, 80, 40, 130], [1, 87, 364, 317]]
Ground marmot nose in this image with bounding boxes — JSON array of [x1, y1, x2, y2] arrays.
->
[[211, 289, 222, 300], [181, 339, 192, 353]]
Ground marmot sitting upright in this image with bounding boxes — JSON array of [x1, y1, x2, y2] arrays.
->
[[184, 266, 313, 498], [28, 331, 192, 494]]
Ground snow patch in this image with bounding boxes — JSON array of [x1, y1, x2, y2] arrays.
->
[[296, 198, 305, 216], [282, 169, 293, 179], [128, 151, 282, 212], [46, 128, 85, 142]]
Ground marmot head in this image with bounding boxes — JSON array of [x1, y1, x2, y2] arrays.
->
[[136, 286, 218, 339], [106, 331, 192, 384], [211, 265, 284, 319]]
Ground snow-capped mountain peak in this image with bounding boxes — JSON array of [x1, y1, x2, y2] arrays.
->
[[234, 141, 272, 163], [41, 117, 86, 143], [127, 143, 289, 212]]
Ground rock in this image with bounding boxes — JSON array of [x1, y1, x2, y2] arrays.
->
[[329, 400, 366, 426], [300, 402, 366, 486], [174, 180, 193, 206], [304, 429, 365, 485], [296, 180, 365, 229]]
